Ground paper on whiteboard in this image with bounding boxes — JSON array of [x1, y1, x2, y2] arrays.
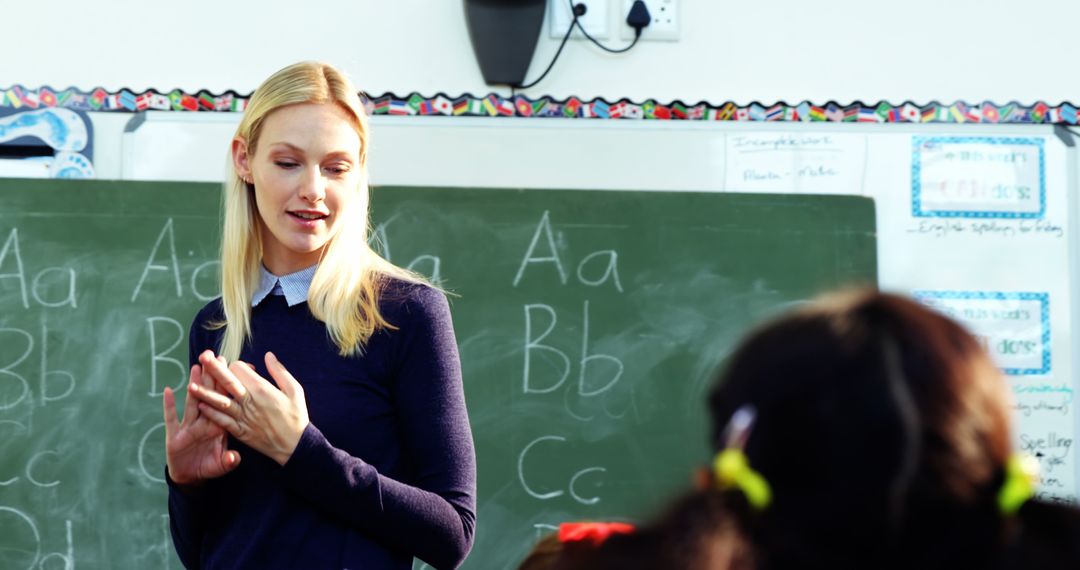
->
[[915, 291, 1049, 376], [725, 132, 867, 194], [913, 137, 1044, 218]]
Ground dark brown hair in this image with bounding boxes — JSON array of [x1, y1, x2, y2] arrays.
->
[[707, 289, 1012, 567], [518, 492, 755, 570]]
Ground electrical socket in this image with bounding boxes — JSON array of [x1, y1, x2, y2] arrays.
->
[[549, 0, 610, 40], [621, 0, 679, 41]]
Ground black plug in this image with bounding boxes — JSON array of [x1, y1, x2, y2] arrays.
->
[[626, 0, 650, 37], [572, 2, 587, 17]]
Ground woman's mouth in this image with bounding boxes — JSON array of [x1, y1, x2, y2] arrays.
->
[[288, 211, 328, 226]]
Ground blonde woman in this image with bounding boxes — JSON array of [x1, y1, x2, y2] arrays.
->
[[162, 62, 476, 569]]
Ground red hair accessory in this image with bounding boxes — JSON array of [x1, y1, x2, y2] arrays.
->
[[558, 522, 635, 546]]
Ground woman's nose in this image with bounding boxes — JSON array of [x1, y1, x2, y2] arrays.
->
[[299, 169, 325, 203]]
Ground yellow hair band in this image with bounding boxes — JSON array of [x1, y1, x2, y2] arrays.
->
[[997, 453, 1039, 515], [713, 448, 772, 510]]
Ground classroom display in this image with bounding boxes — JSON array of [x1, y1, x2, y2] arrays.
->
[[0, 179, 876, 568], [1, 82, 1077, 125]]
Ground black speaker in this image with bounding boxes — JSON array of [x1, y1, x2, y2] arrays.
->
[[464, 0, 547, 86]]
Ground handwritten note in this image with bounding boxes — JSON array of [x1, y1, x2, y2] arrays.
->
[[904, 217, 1064, 240], [912, 137, 1044, 218], [725, 132, 866, 194]]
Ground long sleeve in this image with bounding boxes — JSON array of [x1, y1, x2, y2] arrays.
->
[[278, 286, 477, 569], [164, 305, 220, 568], [166, 468, 206, 569]]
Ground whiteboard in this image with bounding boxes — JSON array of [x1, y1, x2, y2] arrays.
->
[[122, 114, 1080, 503]]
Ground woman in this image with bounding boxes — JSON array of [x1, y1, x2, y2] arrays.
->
[[161, 61, 476, 569], [705, 289, 1080, 569]]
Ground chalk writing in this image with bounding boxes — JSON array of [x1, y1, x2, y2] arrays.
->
[[189, 261, 220, 302], [0, 506, 73, 570], [568, 467, 606, 505], [0, 327, 33, 410], [579, 300, 623, 397], [514, 211, 567, 287], [147, 317, 185, 397], [139, 423, 167, 484], [518, 435, 567, 500], [514, 211, 625, 291], [372, 216, 444, 285], [132, 219, 182, 302], [0, 228, 78, 309], [0, 228, 29, 308], [40, 323, 75, 407], [516, 435, 607, 505], [521, 302, 624, 396], [576, 250, 623, 293], [522, 304, 569, 394]]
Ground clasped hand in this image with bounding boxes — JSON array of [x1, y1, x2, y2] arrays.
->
[[187, 350, 310, 467]]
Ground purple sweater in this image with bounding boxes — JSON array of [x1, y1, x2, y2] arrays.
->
[[167, 281, 476, 569]]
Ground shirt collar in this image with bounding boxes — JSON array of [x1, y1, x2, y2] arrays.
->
[[252, 264, 317, 307]]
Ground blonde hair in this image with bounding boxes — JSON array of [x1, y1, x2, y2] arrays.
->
[[215, 61, 425, 360]]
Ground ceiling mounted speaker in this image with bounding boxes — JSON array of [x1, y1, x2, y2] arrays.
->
[[464, 0, 546, 86]]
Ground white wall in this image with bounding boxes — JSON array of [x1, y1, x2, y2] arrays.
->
[[3, 0, 1078, 105]]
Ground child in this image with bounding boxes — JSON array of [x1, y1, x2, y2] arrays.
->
[[706, 289, 1080, 569]]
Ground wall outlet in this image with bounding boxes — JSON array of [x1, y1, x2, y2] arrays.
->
[[550, 0, 610, 40], [621, 0, 679, 41]]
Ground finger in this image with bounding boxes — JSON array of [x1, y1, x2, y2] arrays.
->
[[229, 360, 271, 396], [188, 381, 241, 417], [163, 387, 180, 440], [265, 352, 303, 399], [222, 450, 241, 472], [182, 364, 202, 425], [198, 402, 244, 439], [199, 352, 248, 400], [200, 361, 216, 389]]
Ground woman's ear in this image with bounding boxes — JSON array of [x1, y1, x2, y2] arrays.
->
[[232, 137, 252, 183]]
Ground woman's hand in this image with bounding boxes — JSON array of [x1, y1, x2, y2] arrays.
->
[[190, 350, 310, 466], [163, 364, 240, 487]]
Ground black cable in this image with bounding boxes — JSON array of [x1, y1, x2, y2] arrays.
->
[[569, 0, 643, 54], [513, 7, 580, 90], [514, 1, 649, 90]]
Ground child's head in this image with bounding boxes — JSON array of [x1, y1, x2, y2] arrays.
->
[[516, 522, 635, 570], [519, 493, 755, 570], [707, 289, 1013, 565]]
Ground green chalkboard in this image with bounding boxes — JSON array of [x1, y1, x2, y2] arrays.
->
[[0, 179, 876, 569]]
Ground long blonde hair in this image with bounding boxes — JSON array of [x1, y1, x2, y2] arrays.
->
[[215, 61, 424, 360]]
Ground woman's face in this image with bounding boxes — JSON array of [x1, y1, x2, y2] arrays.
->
[[234, 102, 362, 275]]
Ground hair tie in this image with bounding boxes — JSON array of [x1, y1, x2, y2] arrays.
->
[[714, 405, 772, 510], [558, 522, 635, 546], [998, 453, 1039, 515]]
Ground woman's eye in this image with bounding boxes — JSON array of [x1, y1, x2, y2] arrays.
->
[[326, 165, 350, 175], [274, 161, 298, 169]]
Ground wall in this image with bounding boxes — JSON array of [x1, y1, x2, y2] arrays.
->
[[2, 0, 1078, 105]]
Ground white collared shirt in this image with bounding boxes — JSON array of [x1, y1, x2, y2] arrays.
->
[[251, 264, 317, 307]]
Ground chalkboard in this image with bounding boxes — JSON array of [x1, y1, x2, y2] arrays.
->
[[0, 179, 876, 569]]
